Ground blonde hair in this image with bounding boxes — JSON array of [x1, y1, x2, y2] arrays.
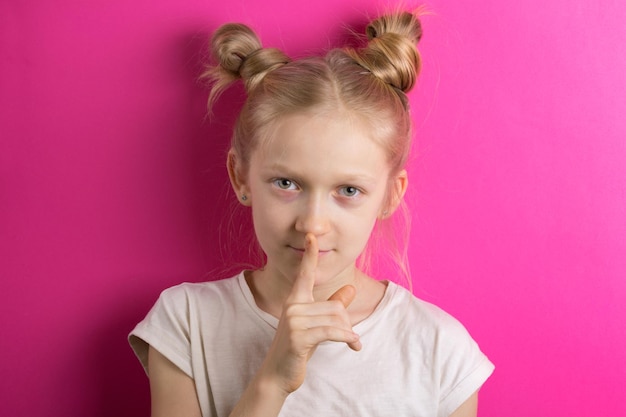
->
[[202, 11, 423, 286]]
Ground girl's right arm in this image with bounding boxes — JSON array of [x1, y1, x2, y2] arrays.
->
[[229, 233, 360, 417], [147, 234, 358, 417], [148, 346, 202, 417], [147, 346, 289, 417]]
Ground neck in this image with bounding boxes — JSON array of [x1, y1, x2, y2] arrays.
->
[[246, 262, 362, 318]]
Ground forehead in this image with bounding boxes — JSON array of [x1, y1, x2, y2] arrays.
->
[[252, 112, 390, 179]]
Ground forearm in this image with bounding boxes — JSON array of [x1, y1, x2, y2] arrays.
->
[[229, 373, 289, 417]]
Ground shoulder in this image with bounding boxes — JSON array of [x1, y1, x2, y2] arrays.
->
[[382, 283, 485, 360], [372, 283, 495, 415], [385, 283, 467, 332], [128, 273, 245, 375], [156, 273, 242, 308], [137, 273, 245, 338]]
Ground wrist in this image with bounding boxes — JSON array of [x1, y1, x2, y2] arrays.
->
[[253, 371, 291, 401], [229, 373, 289, 417]]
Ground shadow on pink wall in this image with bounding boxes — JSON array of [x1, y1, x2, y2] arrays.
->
[[90, 32, 249, 416]]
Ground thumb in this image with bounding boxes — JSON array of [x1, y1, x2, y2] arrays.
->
[[328, 285, 362, 352], [328, 285, 357, 308]]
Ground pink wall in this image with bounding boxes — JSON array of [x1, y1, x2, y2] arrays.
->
[[1, 0, 624, 415]]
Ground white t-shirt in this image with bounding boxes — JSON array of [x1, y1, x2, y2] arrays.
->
[[129, 272, 494, 417]]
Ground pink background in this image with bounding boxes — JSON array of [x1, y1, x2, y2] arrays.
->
[[1, 0, 625, 415]]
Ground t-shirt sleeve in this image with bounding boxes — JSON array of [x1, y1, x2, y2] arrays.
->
[[436, 314, 495, 417], [128, 285, 194, 378]]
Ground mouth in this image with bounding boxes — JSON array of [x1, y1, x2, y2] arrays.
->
[[288, 246, 332, 256]]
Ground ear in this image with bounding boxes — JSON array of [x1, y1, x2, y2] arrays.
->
[[227, 149, 252, 206], [380, 169, 408, 219]]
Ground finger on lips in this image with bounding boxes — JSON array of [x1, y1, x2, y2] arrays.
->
[[287, 233, 362, 351], [289, 233, 318, 303]]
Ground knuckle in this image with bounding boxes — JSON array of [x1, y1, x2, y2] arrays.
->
[[287, 330, 301, 346], [328, 299, 346, 313], [298, 264, 311, 276], [331, 316, 348, 328], [322, 326, 337, 339], [284, 303, 301, 318]]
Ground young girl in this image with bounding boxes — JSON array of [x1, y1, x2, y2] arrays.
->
[[129, 10, 494, 417]]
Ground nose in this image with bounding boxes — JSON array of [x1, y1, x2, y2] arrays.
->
[[295, 194, 331, 236]]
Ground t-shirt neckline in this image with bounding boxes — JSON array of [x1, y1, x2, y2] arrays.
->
[[236, 271, 398, 334]]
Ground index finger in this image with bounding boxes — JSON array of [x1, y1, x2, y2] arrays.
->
[[288, 233, 318, 303]]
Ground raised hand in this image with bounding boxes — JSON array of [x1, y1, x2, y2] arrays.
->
[[259, 233, 362, 395]]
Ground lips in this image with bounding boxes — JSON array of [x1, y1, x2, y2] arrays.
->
[[288, 246, 332, 256]]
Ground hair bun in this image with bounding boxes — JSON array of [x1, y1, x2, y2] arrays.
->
[[203, 23, 290, 107], [366, 11, 423, 44], [211, 23, 262, 75], [350, 11, 423, 92]]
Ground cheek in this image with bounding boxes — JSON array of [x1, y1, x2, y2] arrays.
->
[[251, 201, 290, 244], [339, 208, 379, 245]]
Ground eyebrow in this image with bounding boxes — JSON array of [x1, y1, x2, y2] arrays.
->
[[264, 163, 380, 185]]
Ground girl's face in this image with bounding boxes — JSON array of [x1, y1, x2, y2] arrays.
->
[[235, 112, 406, 285]]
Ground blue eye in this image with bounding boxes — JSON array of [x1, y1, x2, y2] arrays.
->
[[273, 178, 297, 190], [339, 186, 360, 197]]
